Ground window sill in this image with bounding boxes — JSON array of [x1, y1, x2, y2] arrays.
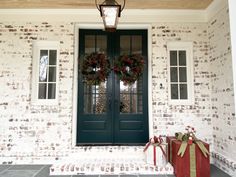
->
[[169, 99, 194, 105], [31, 99, 59, 106]]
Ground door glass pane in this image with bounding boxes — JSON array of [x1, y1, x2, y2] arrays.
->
[[170, 51, 177, 66], [85, 35, 107, 54], [179, 51, 186, 66], [132, 35, 142, 54], [97, 35, 107, 53], [179, 67, 187, 82], [170, 67, 178, 82], [120, 35, 142, 55], [84, 82, 107, 114], [171, 84, 178, 99], [120, 78, 143, 114], [120, 93, 142, 113], [120, 36, 130, 55], [85, 35, 95, 54], [180, 84, 188, 99]]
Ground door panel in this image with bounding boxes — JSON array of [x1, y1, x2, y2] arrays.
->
[[114, 31, 149, 144], [77, 29, 148, 145], [77, 30, 112, 144]]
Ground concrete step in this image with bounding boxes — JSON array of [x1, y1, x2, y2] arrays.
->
[[50, 146, 173, 175], [50, 161, 174, 175]]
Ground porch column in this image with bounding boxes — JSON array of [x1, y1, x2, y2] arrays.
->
[[228, 0, 236, 112]]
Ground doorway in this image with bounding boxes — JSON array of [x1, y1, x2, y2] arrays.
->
[[77, 29, 149, 145]]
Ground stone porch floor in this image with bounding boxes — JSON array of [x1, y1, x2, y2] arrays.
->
[[0, 165, 231, 177]]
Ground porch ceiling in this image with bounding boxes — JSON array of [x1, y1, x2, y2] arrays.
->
[[0, 0, 213, 9]]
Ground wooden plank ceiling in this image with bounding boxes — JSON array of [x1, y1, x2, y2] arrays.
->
[[0, 0, 213, 9]]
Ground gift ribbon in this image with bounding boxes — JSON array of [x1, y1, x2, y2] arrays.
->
[[175, 132, 209, 177], [143, 136, 164, 153], [143, 140, 152, 152], [177, 141, 188, 157], [169, 137, 197, 177], [195, 140, 209, 158], [175, 132, 209, 158], [190, 144, 197, 177], [153, 145, 156, 166], [175, 132, 189, 141], [143, 136, 167, 166], [169, 138, 174, 164]]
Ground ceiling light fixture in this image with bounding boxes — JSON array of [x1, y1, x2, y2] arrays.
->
[[95, 0, 126, 32]]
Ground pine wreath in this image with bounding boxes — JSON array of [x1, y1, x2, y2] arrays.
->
[[82, 52, 111, 85], [114, 54, 145, 85]]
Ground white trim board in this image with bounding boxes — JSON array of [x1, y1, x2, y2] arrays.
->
[[0, 0, 229, 23], [0, 9, 207, 23], [72, 23, 153, 146], [31, 40, 60, 105], [167, 41, 194, 105]]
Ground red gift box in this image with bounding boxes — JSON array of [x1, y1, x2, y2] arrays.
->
[[167, 136, 210, 177]]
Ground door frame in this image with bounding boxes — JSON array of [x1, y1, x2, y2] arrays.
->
[[72, 23, 153, 146]]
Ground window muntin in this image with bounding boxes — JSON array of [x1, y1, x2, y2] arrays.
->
[[32, 41, 59, 104], [170, 50, 188, 100], [38, 49, 57, 99], [167, 42, 193, 105], [119, 35, 143, 114], [83, 34, 108, 114]]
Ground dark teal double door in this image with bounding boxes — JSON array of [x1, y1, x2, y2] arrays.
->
[[77, 29, 149, 145]]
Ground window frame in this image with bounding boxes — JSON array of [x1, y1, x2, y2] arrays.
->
[[167, 41, 194, 105], [31, 41, 60, 105]]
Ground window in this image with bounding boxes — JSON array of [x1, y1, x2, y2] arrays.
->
[[32, 41, 59, 104], [167, 42, 193, 105]]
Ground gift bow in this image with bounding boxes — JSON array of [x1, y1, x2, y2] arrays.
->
[[143, 136, 167, 158], [175, 132, 209, 158]]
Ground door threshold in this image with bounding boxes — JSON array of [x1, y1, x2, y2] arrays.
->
[[75, 143, 146, 146]]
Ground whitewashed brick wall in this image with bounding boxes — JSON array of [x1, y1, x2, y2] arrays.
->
[[0, 6, 235, 175], [0, 22, 75, 162], [0, 21, 212, 159], [208, 5, 236, 176], [151, 23, 212, 143]]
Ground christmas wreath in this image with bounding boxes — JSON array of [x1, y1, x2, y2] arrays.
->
[[114, 54, 145, 85], [82, 52, 111, 85]]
